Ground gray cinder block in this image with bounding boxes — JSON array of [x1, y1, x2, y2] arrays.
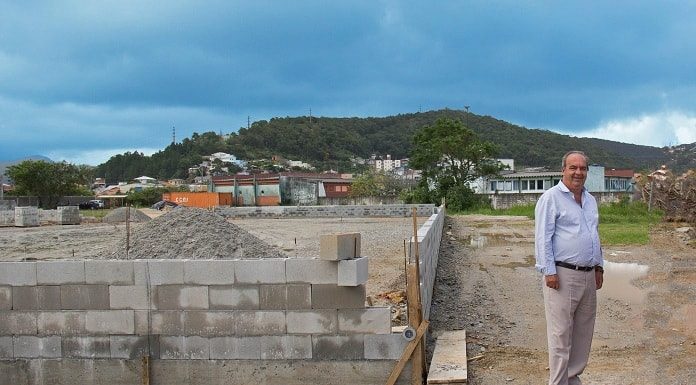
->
[[60, 285, 109, 310], [0, 336, 13, 358], [0, 287, 11, 310], [184, 311, 236, 337], [0, 311, 37, 335], [37, 261, 85, 284], [38, 311, 86, 335], [260, 335, 312, 359], [338, 257, 369, 286], [209, 336, 261, 359], [364, 333, 409, 360], [109, 285, 149, 310], [147, 260, 185, 285], [286, 310, 337, 334], [286, 258, 338, 284], [0, 262, 37, 286], [235, 259, 286, 284], [312, 334, 364, 360], [110, 335, 151, 359], [134, 310, 150, 335], [11, 286, 60, 310], [37, 286, 62, 310], [13, 336, 61, 358], [311, 284, 366, 309], [85, 310, 135, 334], [155, 285, 208, 310], [62, 336, 111, 358], [14, 207, 39, 227], [234, 311, 286, 336], [85, 260, 134, 285], [160, 336, 209, 360], [184, 260, 235, 285], [259, 284, 311, 310], [338, 307, 391, 334], [320, 233, 361, 261], [150, 311, 186, 335], [209, 286, 259, 310]]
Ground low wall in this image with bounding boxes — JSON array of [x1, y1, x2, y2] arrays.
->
[[488, 191, 632, 209], [408, 206, 446, 321], [1, 207, 81, 227], [0, 257, 410, 385], [217, 204, 436, 219]]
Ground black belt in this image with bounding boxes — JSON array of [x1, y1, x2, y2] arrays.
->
[[555, 261, 594, 271]]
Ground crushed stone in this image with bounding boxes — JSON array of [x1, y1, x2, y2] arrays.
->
[[102, 207, 152, 223], [103, 207, 286, 259]]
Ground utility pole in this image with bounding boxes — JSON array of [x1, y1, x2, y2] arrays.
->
[[309, 108, 312, 124], [172, 126, 176, 144], [247, 116, 250, 129], [464, 105, 470, 128]]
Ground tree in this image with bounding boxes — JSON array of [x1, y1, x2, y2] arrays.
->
[[408, 118, 501, 210], [350, 170, 404, 197], [6, 160, 93, 208]]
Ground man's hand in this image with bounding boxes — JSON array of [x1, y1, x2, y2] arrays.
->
[[545, 274, 559, 290], [595, 270, 603, 290]]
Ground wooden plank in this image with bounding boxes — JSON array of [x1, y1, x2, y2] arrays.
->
[[385, 320, 430, 385], [406, 264, 424, 385], [426, 330, 468, 384]]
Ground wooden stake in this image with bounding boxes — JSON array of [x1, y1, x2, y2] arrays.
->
[[407, 265, 425, 385], [141, 355, 150, 385], [385, 320, 429, 385]]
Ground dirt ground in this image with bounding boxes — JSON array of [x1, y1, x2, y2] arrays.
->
[[2, 211, 694, 384], [429, 215, 696, 385]]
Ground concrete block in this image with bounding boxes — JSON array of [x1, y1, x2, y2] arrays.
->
[[286, 258, 338, 284], [60, 284, 109, 310], [57, 206, 81, 225], [13, 336, 61, 358], [134, 310, 150, 335], [85, 260, 134, 284], [338, 256, 369, 286], [184, 311, 237, 337], [209, 285, 259, 309], [312, 335, 364, 360], [364, 333, 409, 359], [11, 286, 40, 310], [155, 285, 208, 310], [287, 310, 337, 334], [109, 285, 149, 309], [235, 259, 286, 284], [320, 233, 361, 260], [0, 286, 11, 310], [209, 336, 261, 359], [37, 286, 62, 309], [37, 261, 85, 284], [259, 284, 311, 310], [14, 206, 39, 227], [260, 335, 312, 359], [338, 307, 391, 334], [160, 336, 209, 359], [0, 311, 37, 335], [311, 284, 366, 309], [62, 336, 111, 358], [150, 311, 186, 335], [0, 262, 37, 286], [110, 335, 151, 359], [38, 311, 86, 335], [234, 311, 286, 336], [85, 310, 135, 334], [0, 336, 13, 358], [184, 260, 235, 285], [147, 260, 184, 285]]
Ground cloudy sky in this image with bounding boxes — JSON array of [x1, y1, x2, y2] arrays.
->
[[2, 1, 696, 165]]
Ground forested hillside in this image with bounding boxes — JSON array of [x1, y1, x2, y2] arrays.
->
[[95, 109, 680, 182]]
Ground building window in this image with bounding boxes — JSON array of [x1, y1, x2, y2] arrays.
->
[[536, 180, 544, 190], [490, 181, 497, 191], [521, 180, 528, 190], [512, 180, 519, 191]]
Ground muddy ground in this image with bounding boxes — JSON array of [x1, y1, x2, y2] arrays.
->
[[1, 211, 694, 384], [429, 215, 696, 385]]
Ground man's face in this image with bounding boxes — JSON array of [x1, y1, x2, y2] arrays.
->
[[562, 153, 588, 191]]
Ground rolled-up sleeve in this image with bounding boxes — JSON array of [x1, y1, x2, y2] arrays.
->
[[535, 193, 557, 275]]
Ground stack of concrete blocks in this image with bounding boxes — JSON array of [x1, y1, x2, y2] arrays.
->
[[0, 210, 14, 227], [56, 206, 81, 225], [14, 207, 39, 227], [0, 255, 411, 384], [408, 205, 446, 321]]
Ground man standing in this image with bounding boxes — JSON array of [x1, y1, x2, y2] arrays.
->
[[535, 151, 604, 385]]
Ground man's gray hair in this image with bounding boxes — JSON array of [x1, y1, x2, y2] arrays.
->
[[561, 151, 589, 169]]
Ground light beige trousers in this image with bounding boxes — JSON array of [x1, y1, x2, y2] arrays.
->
[[543, 267, 597, 385]]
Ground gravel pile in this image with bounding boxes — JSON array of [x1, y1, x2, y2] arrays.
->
[[103, 207, 152, 223], [104, 207, 286, 259]]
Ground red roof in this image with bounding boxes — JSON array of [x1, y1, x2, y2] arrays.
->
[[605, 168, 634, 178]]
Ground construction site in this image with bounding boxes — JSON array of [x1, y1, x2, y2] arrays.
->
[[1, 201, 695, 385]]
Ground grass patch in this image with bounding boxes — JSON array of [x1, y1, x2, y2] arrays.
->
[[80, 209, 112, 220]]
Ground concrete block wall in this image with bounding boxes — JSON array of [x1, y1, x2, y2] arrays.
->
[[408, 205, 445, 321], [0, 210, 13, 227], [0, 257, 403, 364], [218, 204, 437, 219]]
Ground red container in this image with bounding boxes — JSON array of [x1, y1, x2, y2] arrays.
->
[[162, 192, 233, 208]]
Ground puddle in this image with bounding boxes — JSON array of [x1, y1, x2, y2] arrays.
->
[[465, 234, 511, 248], [599, 261, 651, 305], [492, 255, 536, 269]]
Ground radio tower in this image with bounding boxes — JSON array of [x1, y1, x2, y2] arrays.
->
[[172, 126, 176, 144]]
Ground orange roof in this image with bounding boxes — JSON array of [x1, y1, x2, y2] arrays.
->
[[605, 168, 634, 178]]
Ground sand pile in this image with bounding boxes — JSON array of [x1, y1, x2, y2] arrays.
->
[[104, 207, 286, 259], [103, 207, 152, 223]]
